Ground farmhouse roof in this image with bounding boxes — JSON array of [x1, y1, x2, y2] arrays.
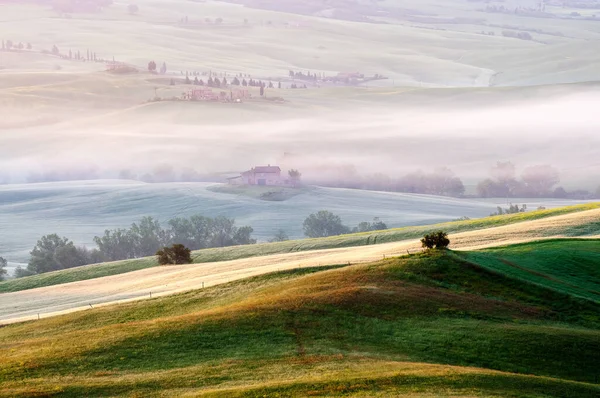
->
[[253, 165, 281, 173]]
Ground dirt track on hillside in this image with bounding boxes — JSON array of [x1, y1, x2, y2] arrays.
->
[[1, 209, 599, 324]]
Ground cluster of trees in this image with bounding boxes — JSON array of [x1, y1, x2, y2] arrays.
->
[[1, 40, 32, 51], [15, 234, 103, 278], [289, 70, 321, 81], [476, 162, 562, 198], [302, 211, 388, 238], [181, 74, 278, 90], [490, 203, 527, 216], [317, 167, 466, 198], [395, 168, 465, 197], [147, 61, 167, 74], [17, 215, 255, 276]]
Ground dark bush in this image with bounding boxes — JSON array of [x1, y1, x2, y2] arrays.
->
[[156, 244, 192, 265], [421, 231, 450, 250]]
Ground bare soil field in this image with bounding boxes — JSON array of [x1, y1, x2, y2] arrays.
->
[[1, 208, 598, 324]]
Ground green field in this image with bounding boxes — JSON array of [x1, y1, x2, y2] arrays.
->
[[1, 240, 599, 396], [2, 202, 598, 294]]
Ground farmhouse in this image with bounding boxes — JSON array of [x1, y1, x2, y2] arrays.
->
[[228, 165, 299, 187], [242, 165, 283, 186]]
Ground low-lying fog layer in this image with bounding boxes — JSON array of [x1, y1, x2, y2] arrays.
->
[[1, 90, 599, 185]]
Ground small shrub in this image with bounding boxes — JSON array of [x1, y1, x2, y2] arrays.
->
[[156, 244, 192, 265], [421, 231, 450, 250]]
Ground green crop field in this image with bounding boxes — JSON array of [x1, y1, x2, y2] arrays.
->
[[1, 240, 599, 396], [2, 202, 598, 294]]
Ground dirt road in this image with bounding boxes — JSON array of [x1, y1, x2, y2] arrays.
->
[[1, 209, 598, 324]]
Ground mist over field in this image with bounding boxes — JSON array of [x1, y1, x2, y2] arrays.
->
[[1, 88, 600, 185]]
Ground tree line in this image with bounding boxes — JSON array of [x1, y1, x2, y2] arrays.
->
[[11, 211, 391, 277], [302, 211, 388, 238], [316, 167, 466, 197], [313, 162, 600, 199], [15, 215, 255, 277], [476, 162, 586, 199]]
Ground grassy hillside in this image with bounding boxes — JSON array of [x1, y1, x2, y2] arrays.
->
[[1, 202, 598, 294], [463, 239, 600, 303], [1, 241, 599, 396]]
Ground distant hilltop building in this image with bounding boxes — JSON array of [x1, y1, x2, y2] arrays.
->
[[228, 165, 300, 187]]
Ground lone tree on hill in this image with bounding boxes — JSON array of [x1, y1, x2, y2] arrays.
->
[[27, 42, 32, 50], [51, 45, 59, 55], [148, 60, 157, 72], [421, 231, 450, 250], [156, 244, 193, 265]]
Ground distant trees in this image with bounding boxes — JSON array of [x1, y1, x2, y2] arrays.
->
[[352, 217, 387, 233], [421, 231, 450, 250], [303, 211, 350, 238], [520, 165, 560, 197], [148, 60, 157, 72], [395, 168, 464, 197], [270, 229, 289, 242], [477, 162, 560, 198], [128, 4, 139, 14], [51, 44, 59, 55], [490, 204, 527, 216], [15, 215, 256, 277], [288, 169, 301, 179], [0, 256, 7, 281], [302, 211, 387, 238], [156, 244, 192, 265], [96, 215, 255, 261], [26, 234, 98, 274]]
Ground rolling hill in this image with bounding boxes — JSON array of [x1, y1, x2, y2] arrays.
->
[[1, 240, 599, 397], [1, 204, 598, 323]]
